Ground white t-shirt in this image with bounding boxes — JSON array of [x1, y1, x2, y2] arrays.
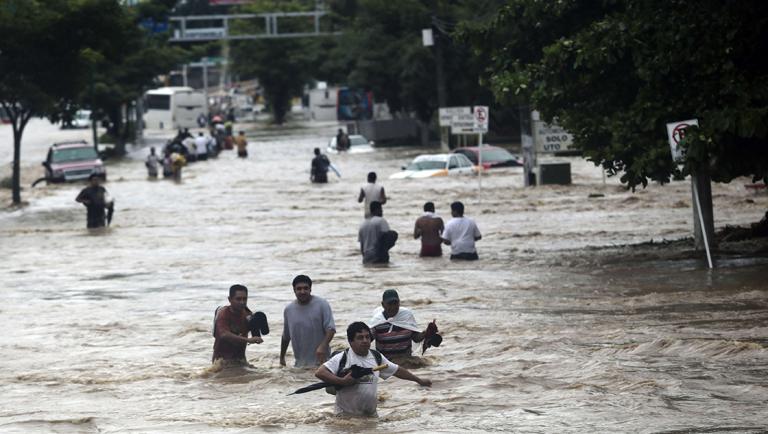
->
[[194, 136, 209, 155], [442, 217, 481, 255], [361, 183, 384, 217], [323, 349, 398, 417]]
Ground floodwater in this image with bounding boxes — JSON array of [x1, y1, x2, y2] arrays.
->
[[1, 120, 767, 433]]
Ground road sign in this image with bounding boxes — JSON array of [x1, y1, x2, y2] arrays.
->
[[439, 106, 470, 127], [534, 120, 573, 153], [473, 106, 489, 133], [450, 113, 476, 134], [666, 119, 698, 163]]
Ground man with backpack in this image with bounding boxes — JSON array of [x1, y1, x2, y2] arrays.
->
[[315, 322, 431, 417], [310, 147, 331, 183]]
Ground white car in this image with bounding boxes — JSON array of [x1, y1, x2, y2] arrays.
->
[[389, 153, 477, 179], [70, 109, 91, 129], [327, 134, 374, 153]]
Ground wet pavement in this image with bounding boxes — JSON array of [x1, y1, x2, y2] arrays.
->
[[1, 119, 767, 433]]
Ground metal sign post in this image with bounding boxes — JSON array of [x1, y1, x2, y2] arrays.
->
[[473, 106, 489, 190], [666, 118, 713, 269], [692, 180, 714, 269]]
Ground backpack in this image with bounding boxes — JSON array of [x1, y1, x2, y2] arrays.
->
[[325, 348, 383, 395]]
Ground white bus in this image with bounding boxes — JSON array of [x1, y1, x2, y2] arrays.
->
[[144, 87, 208, 130]]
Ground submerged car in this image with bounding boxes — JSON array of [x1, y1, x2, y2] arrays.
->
[[43, 141, 106, 183], [389, 153, 477, 179], [327, 134, 374, 153], [452, 145, 523, 169]]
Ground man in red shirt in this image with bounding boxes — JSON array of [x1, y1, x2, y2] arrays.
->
[[212, 284, 264, 364]]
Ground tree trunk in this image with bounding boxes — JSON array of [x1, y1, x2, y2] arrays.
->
[[8, 108, 31, 205], [691, 173, 716, 250], [12, 123, 22, 205]]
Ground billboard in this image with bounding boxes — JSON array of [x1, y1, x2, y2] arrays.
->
[[337, 88, 373, 121]]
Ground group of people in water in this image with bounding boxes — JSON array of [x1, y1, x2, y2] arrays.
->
[[213, 276, 439, 417], [210, 137, 483, 418], [355, 171, 482, 263], [144, 124, 249, 182]]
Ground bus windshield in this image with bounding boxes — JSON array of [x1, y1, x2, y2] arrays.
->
[[146, 94, 171, 110]]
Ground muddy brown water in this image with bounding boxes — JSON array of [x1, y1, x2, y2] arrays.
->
[[1, 121, 767, 433]]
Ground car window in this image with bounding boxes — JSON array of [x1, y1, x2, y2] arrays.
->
[[457, 154, 472, 167], [448, 156, 459, 169], [407, 160, 445, 171], [52, 147, 98, 163], [350, 136, 368, 146], [480, 148, 513, 161], [455, 149, 477, 163]]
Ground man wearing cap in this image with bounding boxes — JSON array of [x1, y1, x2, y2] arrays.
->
[[212, 284, 264, 365], [368, 290, 425, 361]]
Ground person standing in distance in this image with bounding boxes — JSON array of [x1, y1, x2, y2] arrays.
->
[[441, 201, 482, 260], [358, 172, 386, 218], [310, 148, 330, 183], [75, 174, 113, 229], [280, 275, 336, 367], [414, 201, 445, 257]]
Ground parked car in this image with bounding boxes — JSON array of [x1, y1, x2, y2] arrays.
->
[[327, 134, 374, 153], [389, 153, 477, 179], [452, 145, 523, 169], [60, 109, 91, 129], [43, 141, 106, 183]]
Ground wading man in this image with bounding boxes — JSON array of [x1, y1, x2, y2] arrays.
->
[[310, 148, 330, 183], [358, 201, 398, 264], [280, 275, 336, 368], [358, 172, 386, 218], [369, 289, 424, 361], [212, 284, 264, 365], [442, 201, 482, 260], [414, 202, 444, 257], [75, 174, 113, 228], [315, 321, 431, 417]]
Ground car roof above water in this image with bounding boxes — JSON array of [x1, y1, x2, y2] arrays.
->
[[52, 141, 90, 150], [414, 153, 449, 162]]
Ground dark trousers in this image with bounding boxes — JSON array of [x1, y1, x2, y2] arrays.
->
[[86, 206, 105, 228], [374, 230, 398, 263], [450, 252, 479, 260]]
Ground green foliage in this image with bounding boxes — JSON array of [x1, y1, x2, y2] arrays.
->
[[0, 0, 187, 203], [459, 0, 768, 188]]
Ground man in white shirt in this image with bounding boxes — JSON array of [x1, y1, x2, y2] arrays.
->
[[358, 172, 387, 218], [194, 132, 209, 161], [441, 201, 482, 260], [315, 321, 431, 417]]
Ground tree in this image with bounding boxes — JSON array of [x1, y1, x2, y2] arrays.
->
[[83, 2, 186, 154], [324, 0, 506, 140], [459, 0, 768, 190], [0, 0, 111, 204]]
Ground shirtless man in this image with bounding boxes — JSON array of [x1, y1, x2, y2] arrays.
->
[[414, 202, 444, 257]]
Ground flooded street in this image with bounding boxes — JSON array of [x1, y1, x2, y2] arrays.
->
[[1, 121, 767, 433]]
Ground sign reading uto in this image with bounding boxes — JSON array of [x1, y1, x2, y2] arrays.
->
[[534, 121, 574, 153]]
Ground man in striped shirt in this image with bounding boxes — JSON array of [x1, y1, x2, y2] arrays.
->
[[369, 290, 425, 360]]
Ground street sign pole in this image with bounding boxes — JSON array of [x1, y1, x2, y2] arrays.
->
[[692, 179, 714, 269], [478, 131, 483, 190]]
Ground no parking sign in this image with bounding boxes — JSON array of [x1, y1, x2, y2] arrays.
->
[[666, 119, 698, 163]]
